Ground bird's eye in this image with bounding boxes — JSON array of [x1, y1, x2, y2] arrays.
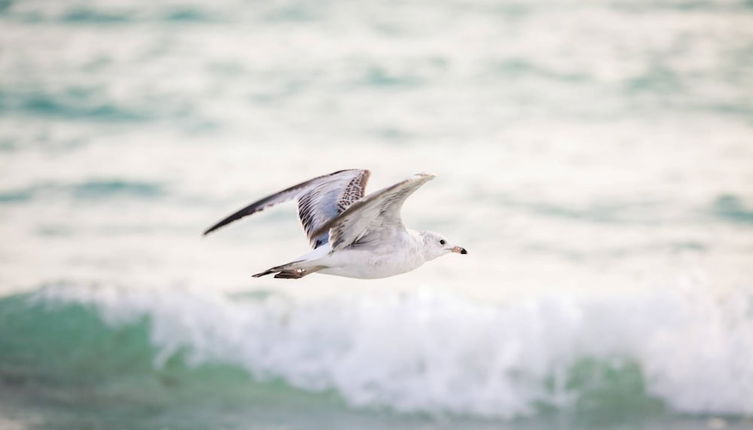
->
[[439, 239, 446, 245]]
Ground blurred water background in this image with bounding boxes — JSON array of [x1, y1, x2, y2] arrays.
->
[[1, 0, 753, 429]]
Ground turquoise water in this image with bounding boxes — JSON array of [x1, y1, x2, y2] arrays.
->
[[2, 288, 752, 430], [2, 0, 753, 428]]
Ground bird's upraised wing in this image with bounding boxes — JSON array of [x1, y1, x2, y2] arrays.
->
[[309, 173, 434, 251], [203, 169, 370, 248]]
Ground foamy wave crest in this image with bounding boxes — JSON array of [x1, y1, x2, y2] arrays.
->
[[34, 283, 753, 419]]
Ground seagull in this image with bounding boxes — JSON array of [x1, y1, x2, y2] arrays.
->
[[203, 169, 467, 279]]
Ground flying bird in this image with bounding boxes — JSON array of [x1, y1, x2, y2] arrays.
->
[[203, 169, 467, 279]]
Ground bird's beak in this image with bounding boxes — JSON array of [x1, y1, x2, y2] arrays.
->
[[451, 246, 468, 255]]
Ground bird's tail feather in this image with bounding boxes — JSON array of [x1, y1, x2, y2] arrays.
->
[[252, 260, 325, 279]]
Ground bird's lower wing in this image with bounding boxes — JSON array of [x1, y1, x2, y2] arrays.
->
[[309, 173, 435, 251]]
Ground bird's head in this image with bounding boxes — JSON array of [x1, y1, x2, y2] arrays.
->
[[419, 231, 467, 261]]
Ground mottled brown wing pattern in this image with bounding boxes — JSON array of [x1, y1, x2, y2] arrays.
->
[[337, 170, 370, 212], [297, 169, 370, 248]]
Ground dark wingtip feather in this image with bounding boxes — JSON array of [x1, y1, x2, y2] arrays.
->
[[201, 193, 288, 237], [202, 218, 232, 236]]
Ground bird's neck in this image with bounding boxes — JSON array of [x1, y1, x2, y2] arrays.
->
[[407, 229, 431, 262]]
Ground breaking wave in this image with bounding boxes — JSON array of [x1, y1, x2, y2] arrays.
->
[[3, 282, 750, 420]]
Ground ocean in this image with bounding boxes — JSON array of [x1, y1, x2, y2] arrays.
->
[[1, 0, 752, 429]]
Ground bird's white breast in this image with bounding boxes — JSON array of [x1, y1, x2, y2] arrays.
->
[[317, 231, 426, 279]]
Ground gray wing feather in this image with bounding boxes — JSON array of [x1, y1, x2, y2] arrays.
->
[[203, 169, 370, 248], [309, 173, 435, 250]]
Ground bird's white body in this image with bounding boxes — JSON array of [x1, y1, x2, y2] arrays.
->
[[203, 169, 466, 279], [297, 229, 427, 279]]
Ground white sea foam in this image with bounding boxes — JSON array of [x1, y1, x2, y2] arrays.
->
[[36, 282, 753, 419]]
